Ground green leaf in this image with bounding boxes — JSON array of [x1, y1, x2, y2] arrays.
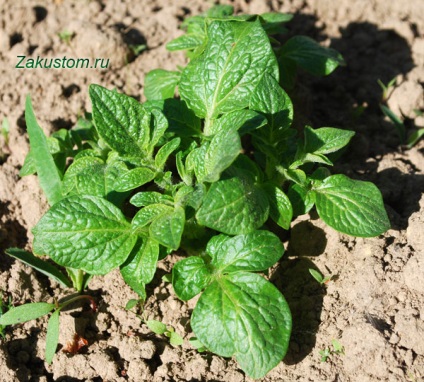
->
[[121, 238, 159, 297], [281, 36, 344, 77], [5, 248, 71, 288], [304, 126, 355, 155], [0, 302, 55, 325], [196, 128, 241, 183], [169, 331, 184, 346], [33, 195, 137, 274], [162, 99, 202, 137], [314, 175, 390, 237], [132, 204, 173, 229], [407, 128, 424, 148], [45, 309, 60, 364], [287, 183, 315, 216], [167, 34, 204, 52], [114, 167, 156, 192], [130, 192, 173, 207], [155, 137, 181, 169], [179, 19, 279, 119], [196, 175, 269, 235], [89, 84, 150, 157], [172, 257, 211, 301], [380, 105, 406, 143], [19, 150, 36, 176], [25, 96, 63, 205], [63, 157, 127, 198], [191, 272, 292, 379], [207, 231, 284, 273], [260, 12, 293, 34], [150, 207, 185, 250], [209, 109, 267, 136], [309, 268, 324, 283], [262, 184, 293, 230], [144, 69, 181, 100], [205, 4, 234, 17], [146, 320, 167, 335]]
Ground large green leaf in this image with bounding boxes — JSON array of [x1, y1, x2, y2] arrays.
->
[[172, 257, 211, 301], [191, 272, 292, 379], [166, 34, 204, 52], [89, 84, 150, 157], [114, 167, 156, 192], [25, 96, 63, 205], [130, 192, 173, 207], [206, 231, 284, 273], [314, 175, 390, 237], [179, 19, 279, 119], [144, 69, 181, 100], [303, 126, 355, 155], [121, 237, 159, 298], [280, 36, 344, 77], [131, 204, 173, 229], [196, 175, 269, 235], [33, 196, 137, 274], [149, 207, 185, 250]]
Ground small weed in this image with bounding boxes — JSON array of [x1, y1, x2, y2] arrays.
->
[[309, 268, 332, 285], [58, 30, 73, 45], [320, 339, 344, 362]]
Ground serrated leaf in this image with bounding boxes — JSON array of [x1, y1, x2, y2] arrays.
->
[[121, 238, 159, 297], [33, 195, 137, 274], [25, 96, 63, 205], [144, 69, 181, 100], [146, 320, 167, 335], [5, 248, 71, 288], [207, 231, 284, 273], [45, 309, 60, 364], [0, 303, 55, 325], [130, 192, 174, 207], [314, 175, 390, 237], [114, 167, 156, 192], [89, 84, 150, 157], [131, 204, 173, 229], [172, 257, 211, 301], [191, 272, 291, 379], [262, 184, 293, 230], [304, 126, 355, 155], [196, 175, 269, 235], [155, 137, 181, 169], [150, 207, 185, 249], [281, 36, 344, 77], [179, 20, 279, 119]]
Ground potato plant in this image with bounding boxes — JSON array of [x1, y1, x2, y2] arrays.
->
[[0, 6, 390, 378]]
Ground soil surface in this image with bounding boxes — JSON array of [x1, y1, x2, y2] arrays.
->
[[1, 0, 424, 381]]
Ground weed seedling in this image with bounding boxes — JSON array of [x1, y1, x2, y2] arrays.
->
[[320, 339, 344, 362], [309, 268, 332, 285], [58, 30, 73, 45]]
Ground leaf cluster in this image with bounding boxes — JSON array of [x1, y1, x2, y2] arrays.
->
[[4, 5, 390, 378]]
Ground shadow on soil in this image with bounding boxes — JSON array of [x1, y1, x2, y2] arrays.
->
[[271, 221, 328, 364]]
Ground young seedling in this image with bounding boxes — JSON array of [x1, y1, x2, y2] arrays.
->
[[58, 30, 73, 45], [319, 339, 344, 362], [6, 5, 390, 378], [380, 104, 407, 143], [0, 292, 12, 338], [0, 294, 96, 363], [309, 268, 332, 285], [377, 77, 397, 103], [125, 299, 184, 347]]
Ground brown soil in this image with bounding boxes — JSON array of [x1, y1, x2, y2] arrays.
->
[[1, 0, 423, 381]]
